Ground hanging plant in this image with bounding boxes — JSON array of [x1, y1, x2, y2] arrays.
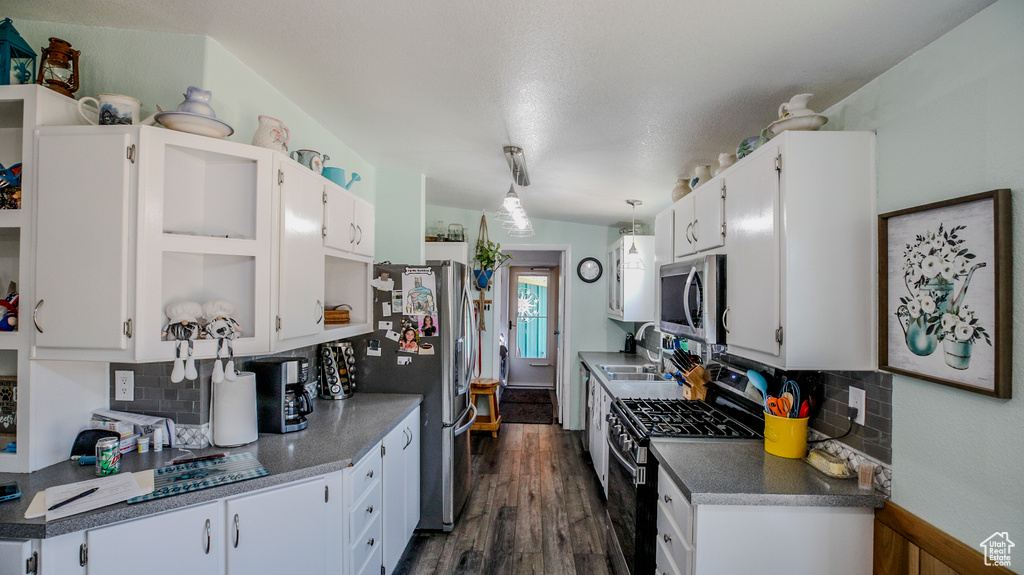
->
[[473, 239, 512, 289]]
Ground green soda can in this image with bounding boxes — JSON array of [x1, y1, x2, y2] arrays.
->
[[95, 437, 121, 476]]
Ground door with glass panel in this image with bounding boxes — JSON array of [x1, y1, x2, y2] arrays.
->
[[507, 267, 559, 387]]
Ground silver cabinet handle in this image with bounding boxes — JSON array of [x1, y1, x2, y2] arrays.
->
[[33, 300, 44, 333], [691, 218, 699, 242], [367, 469, 374, 478], [316, 299, 323, 324], [685, 222, 694, 245], [367, 537, 375, 546], [722, 306, 731, 333], [204, 519, 211, 554], [233, 514, 240, 548], [349, 222, 356, 243], [664, 534, 672, 543], [663, 494, 672, 503], [366, 504, 374, 513], [355, 225, 363, 245]]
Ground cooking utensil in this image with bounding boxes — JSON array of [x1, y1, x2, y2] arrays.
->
[[766, 396, 791, 417], [798, 400, 810, 418], [746, 370, 769, 408], [781, 380, 801, 418]]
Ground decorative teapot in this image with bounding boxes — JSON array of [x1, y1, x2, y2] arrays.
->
[[291, 149, 329, 174], [778, 93, 815, 119]]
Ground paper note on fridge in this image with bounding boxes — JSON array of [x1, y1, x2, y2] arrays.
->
[[371, 277, 395, 291], [385, 330, 401, 342], [382, 303, 392, 316], [397, 357, 412, 366], [378, 321, 393, 331]]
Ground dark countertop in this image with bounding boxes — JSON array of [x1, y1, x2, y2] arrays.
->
[[0, 393, 422, 539], [650, 439, 886, 508], [579, 351, 885, 508], [578, 351, 687, 400]]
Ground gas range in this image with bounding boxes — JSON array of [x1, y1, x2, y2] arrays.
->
[[618, 397, 761, 439]]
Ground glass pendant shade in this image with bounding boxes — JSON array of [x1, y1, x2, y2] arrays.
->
[[622, 199, 645, 269]]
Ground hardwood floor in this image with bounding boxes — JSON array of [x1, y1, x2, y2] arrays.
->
[[394, 424, 615, 575]]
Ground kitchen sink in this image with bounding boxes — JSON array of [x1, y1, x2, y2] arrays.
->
[[604, 373, 667, 381]]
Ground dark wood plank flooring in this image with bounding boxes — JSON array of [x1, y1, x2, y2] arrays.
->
[[394, 424, 615, 575]]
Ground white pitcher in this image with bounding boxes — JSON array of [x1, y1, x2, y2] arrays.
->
[[778, 93, 815, 119]]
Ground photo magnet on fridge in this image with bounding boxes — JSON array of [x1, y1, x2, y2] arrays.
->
[[398, 327, 419, 354], [419, 315, 439, 337], [397, 357, 412, 366], [378, 321, 393, 331], [367, 339, 381, 357], [391, 290, 403, 312]]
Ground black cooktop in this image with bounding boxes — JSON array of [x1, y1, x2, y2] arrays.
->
[[618, 397, 761, 439]]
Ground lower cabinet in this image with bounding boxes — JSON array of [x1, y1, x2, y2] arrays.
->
[[85, 501, 222, 575], [655, 467, 873, 575], [382, 406, 420, 574], [588, 378, 610, 497]]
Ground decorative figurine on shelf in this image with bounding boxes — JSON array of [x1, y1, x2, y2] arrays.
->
[[203, 299, 242, 384], [176, 86, 217, 118], [252, 115, 290, 152], [0, 282, 17, 331], [36, 37, 80, 97], [0, 19, 37, 86], [0, 163, 22, 209], [162, 301, 203, 383]]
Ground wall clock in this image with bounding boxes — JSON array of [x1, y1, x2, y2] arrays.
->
[[577, 257, 602, 283]]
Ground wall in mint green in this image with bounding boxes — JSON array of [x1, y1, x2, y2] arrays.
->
[[14, 22, 376, 205], [374, 170, 425, 263], [823, 0, 1023, 553], [425, 204, 631, 429]]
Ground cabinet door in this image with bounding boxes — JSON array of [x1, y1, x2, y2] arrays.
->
[[324, 185, 355, 253], [324, 472, 346, 575], [607, 243, 623, 316], [672, 195, 696, 258], [87, 502, 221, 575], [382, 417, 406, 574], [692, 183, 725, 252], [35, 130, 133, 352], [225, 478, 326, 575], [598, 387, 611, 496], [353, 199, 375, 257], [654, 208, 674, 270], [278, 162, 326, 341], [723, 148, 781, 357], [403, 407, 421, 538]]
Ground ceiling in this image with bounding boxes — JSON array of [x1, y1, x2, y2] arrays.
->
[[8, 0, 992, 226]]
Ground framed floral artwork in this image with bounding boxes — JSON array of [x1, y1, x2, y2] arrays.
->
[[878, 189, 1012, 398]]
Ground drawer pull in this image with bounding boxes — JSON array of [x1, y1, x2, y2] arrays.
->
[[204, 519, 211, 554], [663, 534, 672, 543], [367, 469, 374, 478], [663, 494, 672, 503], [367, 537, 375, 546], [233, 514, 240, 548], [366, 504, 374, 514]]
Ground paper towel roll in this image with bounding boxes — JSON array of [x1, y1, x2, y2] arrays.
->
[[212, 371, 259, 447]]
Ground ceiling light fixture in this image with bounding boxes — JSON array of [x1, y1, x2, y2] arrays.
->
[[622, 199, 645, 270], [503, 146, 530, 187]]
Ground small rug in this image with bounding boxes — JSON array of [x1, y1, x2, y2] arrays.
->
[[500, 388, 554, 425]]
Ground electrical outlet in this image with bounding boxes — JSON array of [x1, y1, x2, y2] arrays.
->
[[115, 370, 134, 401], [848, 386, 866, 425]]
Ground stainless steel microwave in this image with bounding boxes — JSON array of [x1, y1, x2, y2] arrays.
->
[[659, 254, 726, 343]]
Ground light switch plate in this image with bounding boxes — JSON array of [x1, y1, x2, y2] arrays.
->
[[849, 386, 866, 425], [115, 370, 134, 401]]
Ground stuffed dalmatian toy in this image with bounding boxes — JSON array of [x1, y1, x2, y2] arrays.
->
[[162, 301, 203, 383], [203, 299, 242, 384]]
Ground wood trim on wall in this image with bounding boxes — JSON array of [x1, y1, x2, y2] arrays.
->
[[875, 502, 1014, 574]]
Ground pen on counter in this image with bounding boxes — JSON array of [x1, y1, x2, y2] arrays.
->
[[47, 487, 99, 511]]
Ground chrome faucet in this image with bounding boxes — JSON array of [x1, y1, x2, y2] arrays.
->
[[634, 322, 660, 364]]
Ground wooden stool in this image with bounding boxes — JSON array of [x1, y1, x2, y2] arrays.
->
[[470, 378, 501, 437]]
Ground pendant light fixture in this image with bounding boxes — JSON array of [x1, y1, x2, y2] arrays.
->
[[496, 146, 534, 237], [622, 199, 645, 270]]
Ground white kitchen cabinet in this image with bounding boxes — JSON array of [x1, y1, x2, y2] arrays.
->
[[225, 478, 326, 575], [383, 406, 421, 574], [655, 466, 872, 575], [323, 184, 374, 257], [277, 159, 327, 342], [672, 184, 725, 260], [606, 235, 656, 322], [352, 198, 375, 257], [588, 377, 609, 497], [344, 444, 384, 575], [722, 131, 876, 370], [34, 129, 135, 355], [86, 501, 222, 575]]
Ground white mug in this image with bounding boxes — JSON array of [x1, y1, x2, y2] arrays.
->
[[78, 94, 142, 126]]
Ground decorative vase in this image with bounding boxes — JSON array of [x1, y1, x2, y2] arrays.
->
[[474, 270, 492, 289], [715, 153, 737, 175], [942, 339, 973, 370], [671, 179, 691, 202], [904, 316, 938, 357], [252, 115, 290, 152], [692, 165, 712, 189]]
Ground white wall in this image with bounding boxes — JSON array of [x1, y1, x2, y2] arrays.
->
[[425, 204, 630, 428], [823, 0, 1024, 556]]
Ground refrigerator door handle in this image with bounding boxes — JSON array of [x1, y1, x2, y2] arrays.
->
[[458, 279, 475, 396], [453, 402, 478, 437]]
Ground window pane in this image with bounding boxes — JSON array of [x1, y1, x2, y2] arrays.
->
[[516, 317, 547, 359]]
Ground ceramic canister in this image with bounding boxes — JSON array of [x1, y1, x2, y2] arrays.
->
[[78, 94, 142, 126]]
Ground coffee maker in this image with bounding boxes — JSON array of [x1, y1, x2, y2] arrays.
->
[[249, 357, 313, 433]]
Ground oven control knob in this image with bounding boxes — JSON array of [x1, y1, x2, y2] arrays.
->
[[612, 424, 622, 435], [622, 437, 634, 451]]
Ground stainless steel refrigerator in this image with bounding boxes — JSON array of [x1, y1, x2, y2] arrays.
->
[[352, 261, 476, 531]]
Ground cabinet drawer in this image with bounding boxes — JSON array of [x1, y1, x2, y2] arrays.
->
[[657, 467, 693, 542], [657, 499, 694, 574], [356, 539, 384, 575], [346, 444, 382, 502], [348, 476, 382, 544], [655, 530, 685, 575], [349, 511, 383, 575]]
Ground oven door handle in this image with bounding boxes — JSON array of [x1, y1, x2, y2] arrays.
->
[[606, 432, 644, 485]]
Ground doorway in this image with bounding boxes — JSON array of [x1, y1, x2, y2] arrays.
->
[[507, 266, 559, 388]]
